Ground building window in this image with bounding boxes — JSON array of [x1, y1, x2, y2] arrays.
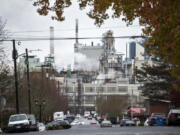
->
[[118, 86, 127, 92], [107, 87, 116, 93], [85, 87, 95, 93], [85, 96, 95, 104], [97, 87, 104, 93]]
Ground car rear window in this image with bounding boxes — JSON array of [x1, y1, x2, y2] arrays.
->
[[102, 121, 111, 124], [152, 113, 165, 117], [171, 110, 180, 113]]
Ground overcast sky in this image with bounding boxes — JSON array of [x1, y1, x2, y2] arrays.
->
[[0, 0, 143, 70]]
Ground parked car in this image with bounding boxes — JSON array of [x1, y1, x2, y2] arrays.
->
[[88, 115, 93, 120], [132, 117, 140, 126], [84, 111, 90, 118], [76, 114, 81, 119], [100, 120, 112, 127], [71, 119, 85, 126], [109, 117, 117, 124], [98, 118, 104, 124], [144, 118, 150, 126], [37, 123, 46, 131], [47, 119, 71, 130], [56, 120, 71, 129], [46, 121, 60, 130], [8, 114, 30, 132], [120, 119, 135, 126], [167, 109, 180, 126], [27, 114, 37, 131], [90, 121, 97, 125], [64, 116, 75, 124], [149, 113, 166, 126]]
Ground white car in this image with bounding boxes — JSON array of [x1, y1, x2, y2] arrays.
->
[[71, 120, 80, 125], [8, 114, 30, 132], [37, 123, 46, 132], [144, 118, 150, 126], [76, 114, 81, 119], [70, 119, 85, 126]]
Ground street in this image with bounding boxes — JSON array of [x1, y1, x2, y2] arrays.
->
[[5, 125, 180, 135]]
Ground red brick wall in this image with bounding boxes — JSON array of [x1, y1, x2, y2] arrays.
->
[[150, 101, 170, 115]]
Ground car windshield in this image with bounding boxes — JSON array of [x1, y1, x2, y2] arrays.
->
[[9, 115, 27, 122]]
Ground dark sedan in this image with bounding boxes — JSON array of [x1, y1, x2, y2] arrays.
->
[[120, 119, 135, 126], [46, 120, 71, 130], [167, 109, 180, 126]]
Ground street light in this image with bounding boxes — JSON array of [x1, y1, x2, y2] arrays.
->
[[34, 99, 46, 122]]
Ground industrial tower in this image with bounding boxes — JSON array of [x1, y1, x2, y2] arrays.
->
[[44, 26, 55, 65]]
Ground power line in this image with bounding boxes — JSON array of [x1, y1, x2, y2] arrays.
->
[[8, 25, 141, 34], [1, 35, 147, 42]]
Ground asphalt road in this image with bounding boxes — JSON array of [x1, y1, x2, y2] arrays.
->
[[5, 125, 180, 135]]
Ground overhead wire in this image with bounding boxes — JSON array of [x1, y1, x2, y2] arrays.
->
[[1, 35, 147, 42], [8, 25, 141, 34]]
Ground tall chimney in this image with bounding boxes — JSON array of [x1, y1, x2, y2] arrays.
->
[[75, 19, 78, 45], [50, 26, 54, 56]]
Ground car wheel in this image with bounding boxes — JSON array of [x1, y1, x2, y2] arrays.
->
[[167, 121, 171, 126]]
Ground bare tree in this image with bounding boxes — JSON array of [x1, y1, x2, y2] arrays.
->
[[96, 95, 129, 118], [0, 17, 11, 94]]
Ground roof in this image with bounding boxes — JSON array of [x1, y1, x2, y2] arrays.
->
[[129, 107, 146, 114], [124, 107, 146, 116]]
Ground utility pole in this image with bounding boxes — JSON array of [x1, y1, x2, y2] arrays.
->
[[131, 89, 133, 120], [77, 79, 81, 114], [125, 43, 128, 78], [25, 48, 31, 114], [12, 40, 19, 114], [57, 81, 60, 95], [41, 65, 44, 98], [39, 104, 42, 122]]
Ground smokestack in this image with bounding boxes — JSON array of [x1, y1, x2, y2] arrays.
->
[[50, 26, 54, 56], [91, 42, 94, 46], [75, 19, 78, 45]]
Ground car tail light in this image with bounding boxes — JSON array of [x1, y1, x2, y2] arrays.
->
[[170, 113, 175, 118]]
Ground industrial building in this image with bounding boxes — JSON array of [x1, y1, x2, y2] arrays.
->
[[58, 19, 150, 114], [17, 22, 150, 115]]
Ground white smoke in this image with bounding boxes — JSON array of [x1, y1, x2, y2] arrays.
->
[[74, 53, 99, 71]]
